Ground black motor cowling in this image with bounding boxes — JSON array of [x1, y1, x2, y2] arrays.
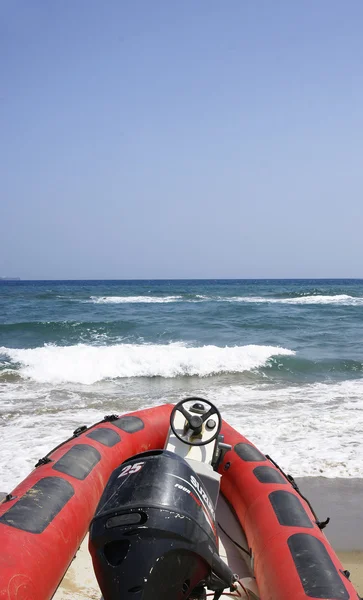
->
[[89, 450, 233, 600]]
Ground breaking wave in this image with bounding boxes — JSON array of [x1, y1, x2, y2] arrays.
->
[[89, 295, 183, 304], [0, 343, 294, 385], [222, 294, 363, 306], [87, 294, 363, 306]]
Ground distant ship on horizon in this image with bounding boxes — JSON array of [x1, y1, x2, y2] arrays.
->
[[0, 276, 21, 281]]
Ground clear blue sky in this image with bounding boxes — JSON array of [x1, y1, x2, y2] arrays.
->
[[1, 1, 363, 279]]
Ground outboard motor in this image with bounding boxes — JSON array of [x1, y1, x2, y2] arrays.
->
[[89, 449, 234, 600]]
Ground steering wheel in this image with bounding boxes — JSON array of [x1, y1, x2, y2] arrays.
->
[[170, 397, 222, 446]]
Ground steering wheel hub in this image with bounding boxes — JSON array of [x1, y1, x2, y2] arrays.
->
[[170, 397, 221, 447], [189, 415, 203, 430]]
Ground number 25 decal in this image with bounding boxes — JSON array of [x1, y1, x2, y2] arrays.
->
[[118, 462, 145, 478]]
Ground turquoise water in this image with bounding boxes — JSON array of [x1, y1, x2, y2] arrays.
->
[[1, 279, 363, 489]]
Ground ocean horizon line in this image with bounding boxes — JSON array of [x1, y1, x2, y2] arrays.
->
[[2, 277, 363, 282]]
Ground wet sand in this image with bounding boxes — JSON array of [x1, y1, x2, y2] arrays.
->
[[296, 477, 363, 594], [296, 477, 363, 551]]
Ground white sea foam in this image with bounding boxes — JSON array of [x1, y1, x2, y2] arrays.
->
[[221, 294, 363, 306], [210, 379, 363, 479], [0, 406, 107, 492], [0, 343, 294, 385], [89, 295, 183, 304], [88, 294, 363, 306], [1, 378, 363, 491]]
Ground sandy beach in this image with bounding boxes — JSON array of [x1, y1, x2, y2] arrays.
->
[[296, 477, 363, 594]]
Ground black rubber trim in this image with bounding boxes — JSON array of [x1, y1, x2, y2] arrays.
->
[[111, 416, 144, 433], [269, 490, 314, 528], [0, 477, 74, 534], [288, 533, 349, 599], [52, 444, 101, 480], [234, 443, 266, 462], [253, 466, 287, 484], [86, 428, 121, 447]]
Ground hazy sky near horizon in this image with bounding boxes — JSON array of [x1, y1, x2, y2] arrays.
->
[[1, 1, 363, 279]]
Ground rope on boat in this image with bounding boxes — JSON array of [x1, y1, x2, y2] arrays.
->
[[34, 414, 119, 468], [217, 522, 251, 558], [265, 454, 330, 529]]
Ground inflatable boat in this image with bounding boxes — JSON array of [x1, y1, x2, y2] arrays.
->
[[0, 399, 359, 600]]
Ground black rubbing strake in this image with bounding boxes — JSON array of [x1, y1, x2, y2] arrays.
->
[[111, 416, 144, 433], [253, 466, 287, 484], [234, 443, 266, 462], [269, 490, 314, 528], [53, 444, 101, 480], [288, 533, 349, 599], [86, 428, 121, 447], [0, 477, 74, 534]]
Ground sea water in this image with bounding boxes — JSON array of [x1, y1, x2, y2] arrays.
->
[[1, 279, 363, 491]]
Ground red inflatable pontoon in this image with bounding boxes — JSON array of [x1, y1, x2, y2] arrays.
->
[[0, 403, 358, 600], [0, 406, 172, 600]]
